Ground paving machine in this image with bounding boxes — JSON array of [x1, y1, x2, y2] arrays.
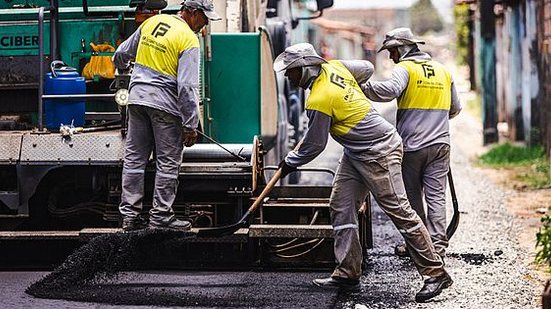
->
[[0, 0, 373, 268]]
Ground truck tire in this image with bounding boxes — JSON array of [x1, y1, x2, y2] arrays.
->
[[265, 19, 288, 58]]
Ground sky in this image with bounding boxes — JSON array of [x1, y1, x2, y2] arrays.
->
[[331, 0, 454, 23]]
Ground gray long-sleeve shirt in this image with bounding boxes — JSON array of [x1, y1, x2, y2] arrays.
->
[[113, 14, 200, 131], [362, 52, 461, 152], [285, 60, 401, 167]]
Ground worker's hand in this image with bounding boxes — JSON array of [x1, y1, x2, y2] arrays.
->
[[278, 160, 297, 179], [183, 129, 198, 147], [358, 201, 368, 216]]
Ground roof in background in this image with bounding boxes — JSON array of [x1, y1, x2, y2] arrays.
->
[[330, 0, 453, 24], [332, 0, 415, 10], [312, 18, 374, 34]]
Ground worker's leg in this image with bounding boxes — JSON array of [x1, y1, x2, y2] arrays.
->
[[119, 105, 154, 220], [329, 155, 370, 281], [352, 146, 444, 277], [148, 109, 184, 224], [402, 150, 427, 222], [422, 143, 450, 257], [395, 149, 427, 255]]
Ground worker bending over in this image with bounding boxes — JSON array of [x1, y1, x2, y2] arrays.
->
[[273, 43, 452, 303]]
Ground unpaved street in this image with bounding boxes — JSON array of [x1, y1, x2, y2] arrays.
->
[[335, 107, 544, 308]]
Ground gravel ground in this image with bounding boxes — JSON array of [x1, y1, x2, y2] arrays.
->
[[327, 96, 545, 308]]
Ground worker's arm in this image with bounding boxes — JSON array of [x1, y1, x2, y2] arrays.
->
[[339, 60, 374, 85], [285, 110, 331, 167], [177, 47, 200, 132], [361, 66, 409, 102], [449, 79, 462, 119], [112, 28, 141, 70]]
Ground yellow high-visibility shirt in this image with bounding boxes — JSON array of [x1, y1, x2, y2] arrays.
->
[[397, 60, 451, 111], [136, 14, 199, 77], [307, 60, 371, 137]]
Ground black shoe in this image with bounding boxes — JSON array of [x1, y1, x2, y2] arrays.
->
[[122, 217, 147, 231], [148, 217, 192, 231], [312, 277, 360, 292], [415, 271, 453, 303], [394, 244, 410, 257]]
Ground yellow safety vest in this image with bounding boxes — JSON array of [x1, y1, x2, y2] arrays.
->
[[136, 14, 199, 77], [307, 60, 371, 136], [397, 60, 451, 111]]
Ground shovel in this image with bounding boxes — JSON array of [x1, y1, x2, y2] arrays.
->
[[196, 168, 282, 237], [446, 168, 460, 239]]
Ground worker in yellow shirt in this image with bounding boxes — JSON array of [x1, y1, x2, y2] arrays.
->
[[113, 0, 220, 231], [362, 28, 462, 260], [274, 43, 452, 303]]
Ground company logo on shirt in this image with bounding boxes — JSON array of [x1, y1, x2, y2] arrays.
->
[[421, 63, 435, 79], [152, 22, 171, 38], [330, 73, 346, 89]]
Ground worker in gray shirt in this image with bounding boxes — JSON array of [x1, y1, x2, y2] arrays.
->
[[362, 28, 462, 259], [274, 43, 453, 303], [113, 0, 221, 231]]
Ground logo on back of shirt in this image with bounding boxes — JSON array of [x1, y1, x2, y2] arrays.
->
[[421, 63, 435, 79], [152, 22, 171, 38], [330, 73, 346, 89]]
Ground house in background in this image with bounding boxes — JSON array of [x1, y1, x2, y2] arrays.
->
[[322, 0, 413, 73], [458, 0, 551, 154]]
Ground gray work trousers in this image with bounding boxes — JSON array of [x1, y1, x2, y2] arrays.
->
[[330, 145, 444, 280], [402, 143, 450, 257], [119, 105, 183, 224]]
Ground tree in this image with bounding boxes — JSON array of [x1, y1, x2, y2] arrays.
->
[[454, 3, 470, 65], [410, 0, 443, 35]]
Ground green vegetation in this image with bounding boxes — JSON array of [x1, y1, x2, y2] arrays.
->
[[479, 143, 551, 268], [410, 0, 443, 35], [479, 143, 546, 166], [536, 215, 551, 268], [454, 3, 470, 65], [478, 143, 550, 189]]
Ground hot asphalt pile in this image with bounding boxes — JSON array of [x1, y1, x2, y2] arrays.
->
[[23, 229, 238, 306]]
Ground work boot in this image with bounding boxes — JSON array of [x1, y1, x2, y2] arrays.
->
[[312, 277, 360, 292], [122, 217, 147, 231], [148, 216, 192, 231], [415, 271, 453, 303], [394, 243, 410, 257]]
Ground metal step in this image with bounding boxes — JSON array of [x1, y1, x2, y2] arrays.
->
[[79, 227, 249, 243], [0, 225, 335, 241], [248, 224, 333, 238], [0, 230, 79, 240], [0, 214, 29, 219], [262, 201, 329, 208]]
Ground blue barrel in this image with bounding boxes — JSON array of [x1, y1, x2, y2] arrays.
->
[[44, 62, 86, 130]]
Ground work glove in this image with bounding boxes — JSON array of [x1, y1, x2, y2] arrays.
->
[[183, 129, 198, 147], [278, 160, 297, 179]]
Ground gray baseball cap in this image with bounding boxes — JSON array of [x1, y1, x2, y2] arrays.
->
[[180, 0, 222, 21], [378, 27, 425, 53], [273, 43, 327, 72]]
